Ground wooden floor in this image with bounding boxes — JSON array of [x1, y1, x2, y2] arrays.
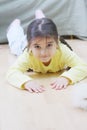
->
[[0, 40, 87, 130]]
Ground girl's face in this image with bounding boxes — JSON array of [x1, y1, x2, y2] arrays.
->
[[30, 37, 58, 65]]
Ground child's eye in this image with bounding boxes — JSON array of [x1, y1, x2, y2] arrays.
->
[[35, 45, 41, 49], [47, 43, 53, 47]]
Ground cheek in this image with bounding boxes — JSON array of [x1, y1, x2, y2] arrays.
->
[[32, 50, 40, 57], [50, 47, 57, 56]]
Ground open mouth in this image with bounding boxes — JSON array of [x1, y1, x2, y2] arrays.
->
[[41, 57, 49, 60], [40, 57, 51, 62]]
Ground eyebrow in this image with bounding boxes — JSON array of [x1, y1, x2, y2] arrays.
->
[[47, 41, 53, 43], [32, 43, 41, 46], [33, 41, 53, 46], [32, 39, 54, 46]]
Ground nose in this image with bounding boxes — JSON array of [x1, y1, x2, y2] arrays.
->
[[40, 49, 47, 56]]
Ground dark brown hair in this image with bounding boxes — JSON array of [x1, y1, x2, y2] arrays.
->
[[27, 18, 72, 51], [27, 18, 58, 49]]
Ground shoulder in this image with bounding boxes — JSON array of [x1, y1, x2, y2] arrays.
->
[[58, 42, 77, 60], [59, 42, 69, 50], [58, 42, 73, 54], [16, 49, 30, 62]]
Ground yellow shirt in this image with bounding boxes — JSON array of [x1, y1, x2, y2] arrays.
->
[[6, 43, 87, 88]]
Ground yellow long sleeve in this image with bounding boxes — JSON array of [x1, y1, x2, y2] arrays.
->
[[6, 43, 87, 88], [60, 44, 87, 83]]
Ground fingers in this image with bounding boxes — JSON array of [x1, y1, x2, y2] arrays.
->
[[27, 86, 45, 93], [33, 86, 45, 93], [51, 84, 65, 90], [25, 78, 68, 93], [50, 82, 68, 90], [50, 77, 69, 90]]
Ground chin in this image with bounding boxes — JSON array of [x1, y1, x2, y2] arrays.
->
[[42, 60, 50, 63], [40, 58, 51, 63], [71, 83, 87, 110]]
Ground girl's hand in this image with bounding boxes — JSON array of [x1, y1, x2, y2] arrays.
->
[[24, 80, 45, 93], [50, 77, 69, 90]]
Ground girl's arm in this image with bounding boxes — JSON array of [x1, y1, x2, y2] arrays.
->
[[6, 50, 32, 89], [51, 44, 87, 90], [60, 44, 87, 84]]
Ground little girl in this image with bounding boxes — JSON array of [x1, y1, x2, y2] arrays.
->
[[6, 10, 87, 93]]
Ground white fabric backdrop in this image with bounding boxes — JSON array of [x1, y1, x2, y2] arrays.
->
[[0, 0, 87, 43]]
